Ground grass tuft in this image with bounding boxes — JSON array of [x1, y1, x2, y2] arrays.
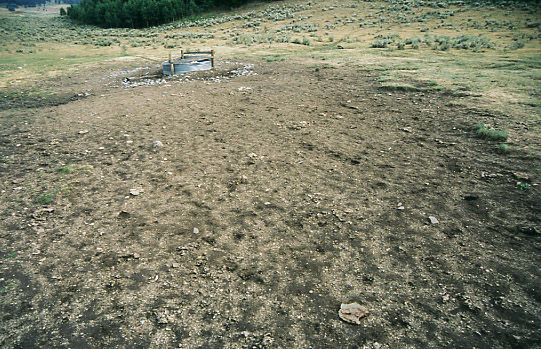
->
[[475, 124, 508, 141], [516, 183, 531, 191], [35, 192, 56, 205], [497, 143, 511, 154], [55, 164, 71, 174]]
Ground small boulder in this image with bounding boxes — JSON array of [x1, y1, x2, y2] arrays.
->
[[339, 302, 369, 325]]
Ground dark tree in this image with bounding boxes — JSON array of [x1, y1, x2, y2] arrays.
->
[[67, 0, 272, 28]]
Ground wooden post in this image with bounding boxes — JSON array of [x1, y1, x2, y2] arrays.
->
[[181, 49, 184, 59], [168, 53, 174, 75], [211, 49, 215, 69]]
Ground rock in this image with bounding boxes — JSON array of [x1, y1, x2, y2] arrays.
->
[[240, 175, 248, 184], [32, 208, 54, 220], [339, 302, 369, 325], [152, 140, 164, 148], [118, 210, 130, 218], [428, 216, 439, 224], [193, 227, 199, 234], [156, 310, 174, 324], [129, 188, 143, 196], [78, 130, 89, 135], [513, 172, 530, 182]]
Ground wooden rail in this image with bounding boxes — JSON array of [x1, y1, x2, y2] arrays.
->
[[171, 49, 215, 68]]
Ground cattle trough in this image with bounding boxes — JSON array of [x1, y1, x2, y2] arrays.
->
[[162, 50, 215, 75]]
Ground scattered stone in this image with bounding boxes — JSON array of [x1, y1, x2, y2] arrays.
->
[[153, 140, 164, 148], [118, 211, 130, 218], [32, 208, 54, 220], [240, 175, 248, 184], [129, 188, 143, 196], [339, 302, 369, 325], [78, 130, 89, 135], [133, 252, 140, 259], [429, 216, 439, 224], [397, 203, 405, 210], [193, 227, 199, 234], [156, 310, 174, 324], [171, 263, 180, 268], [513, 172, 530, 182]]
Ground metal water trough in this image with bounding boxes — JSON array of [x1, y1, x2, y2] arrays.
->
[[162, 50, 215, 75]]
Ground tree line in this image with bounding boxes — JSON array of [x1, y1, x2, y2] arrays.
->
[[66, 0, 273, 28], [5, 0, 78, 12]]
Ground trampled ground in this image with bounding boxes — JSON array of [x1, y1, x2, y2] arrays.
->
[[0, 56, 539, 348], [1, 0, 541, 346]]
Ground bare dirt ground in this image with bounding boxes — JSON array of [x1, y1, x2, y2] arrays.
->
[[0, 58, 540, 348]]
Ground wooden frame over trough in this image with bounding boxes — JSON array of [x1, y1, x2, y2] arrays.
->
[[163, 49, 215, 75]]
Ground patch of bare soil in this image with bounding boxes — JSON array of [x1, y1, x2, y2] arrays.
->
[[0, 58, 539, 348]]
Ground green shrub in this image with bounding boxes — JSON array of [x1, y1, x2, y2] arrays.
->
[[517, 183, 531, 191], [475, 124, 508, 141], [497, 143, 511, 153], [509, 40, 525, 50], [371, 40, 390, 48], [96, 38, 112, 46]]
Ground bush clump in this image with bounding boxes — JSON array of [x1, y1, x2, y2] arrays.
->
[[475, 124, 508, 141]]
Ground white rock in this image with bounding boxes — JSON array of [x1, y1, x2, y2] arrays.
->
[[338, 302, 369, 325], [130, 188, 143, 196]]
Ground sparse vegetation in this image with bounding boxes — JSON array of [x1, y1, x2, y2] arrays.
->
[[516, 182, 531, 191], [0, 1, 540, 348], [497, 143, 511, 153], [55, 164, 71, 174], [475, 124, 508, 141], [34, 191, 57, 205]]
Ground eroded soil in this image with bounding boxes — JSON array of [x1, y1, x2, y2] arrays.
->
[[0, 58, 540, 348]]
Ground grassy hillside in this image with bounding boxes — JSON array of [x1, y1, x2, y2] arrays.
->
[[1, 1, 539, 118]]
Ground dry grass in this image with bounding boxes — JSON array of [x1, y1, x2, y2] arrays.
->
[[0, 0, 539, 119]]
